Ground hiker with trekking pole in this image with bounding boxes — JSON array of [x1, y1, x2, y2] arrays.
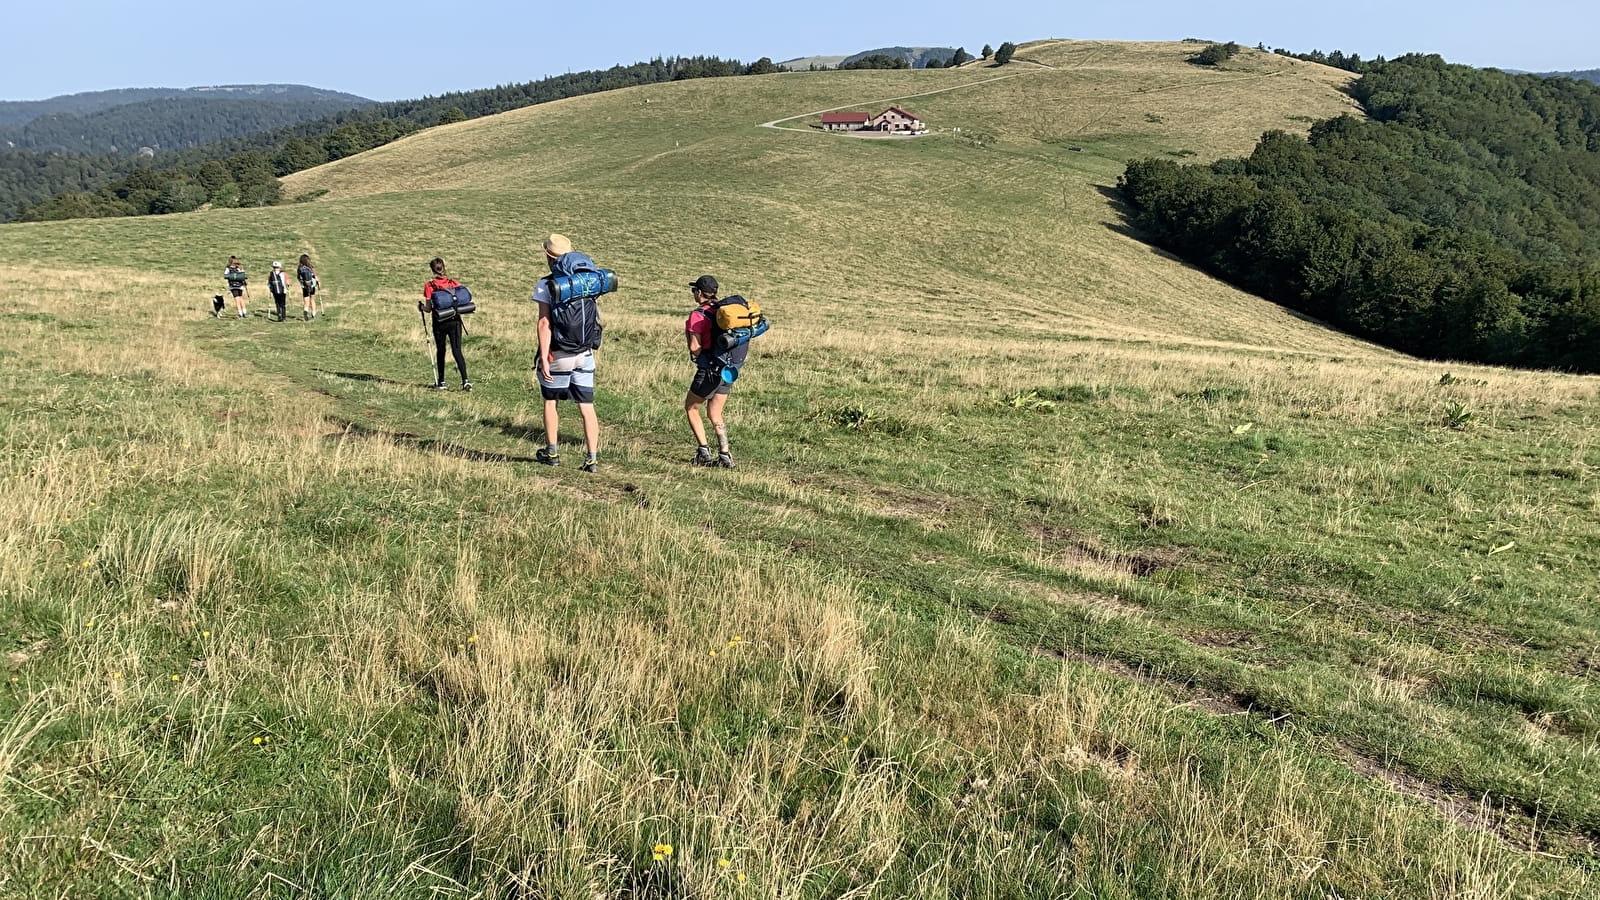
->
[[297, 254, 322, 320], [223, 256, 249, 318], [420, 257, 473, 391]]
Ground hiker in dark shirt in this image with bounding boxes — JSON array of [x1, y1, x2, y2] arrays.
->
[[223, 256, 248, 319], [267, 261, 290, 321], [420, 257, 471, 391]]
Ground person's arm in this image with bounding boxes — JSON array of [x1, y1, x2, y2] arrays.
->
[[686, 310, 707, 362], [532, 277, 553, 379]]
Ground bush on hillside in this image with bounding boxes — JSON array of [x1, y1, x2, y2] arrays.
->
[[1191, 42, 1240, 66], [995, 42, 1017, 65]]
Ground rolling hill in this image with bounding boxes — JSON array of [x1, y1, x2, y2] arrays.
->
[[3, 39, 1596, 897]]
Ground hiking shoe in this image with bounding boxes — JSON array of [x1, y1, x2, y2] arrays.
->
[[461, 381, 472, 392], [691, 446, 716, 466], [302, 310, 310, 321], [535, 447, 560, 466], [429, 381, 447, 390], [716, 452, 737, 469], [579, 460, 598, 473]]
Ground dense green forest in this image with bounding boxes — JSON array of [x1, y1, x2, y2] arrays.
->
[[1119, 53, 1600, 372], [9, 55, 761, 222]]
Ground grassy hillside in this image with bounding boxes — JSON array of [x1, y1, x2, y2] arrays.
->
[[3, 40, 1596, 898]]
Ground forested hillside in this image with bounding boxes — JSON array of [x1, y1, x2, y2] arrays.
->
[[0, 93, 374, 154], [1120, 53, 1600, 372], [0, 84, 369, 130], [8, 56, 757, 222]]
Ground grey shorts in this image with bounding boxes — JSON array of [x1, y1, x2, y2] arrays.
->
[[539, 350, 595, 403]]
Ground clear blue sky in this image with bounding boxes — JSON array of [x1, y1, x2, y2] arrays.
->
[[4, 0, 1594, 101]]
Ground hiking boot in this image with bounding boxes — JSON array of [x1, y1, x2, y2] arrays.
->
[[692, 446, 716, 467], [716, 451, 737, 469], [302, 309, 310, 321], [579, 460, 598, 473], [535, 447, 560, 466], [429, 381, 447, 390], [461, 381, 472, 392]]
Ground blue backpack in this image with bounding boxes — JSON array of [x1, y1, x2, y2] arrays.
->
[[544, 252, 606, 352], [547, 251, 618, 304], [431, 284, 475, 321]]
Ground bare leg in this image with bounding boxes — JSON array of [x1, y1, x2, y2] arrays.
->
[[577, 402, 599, 456], [708, 393, 731, 452], [684, 392, 709, 447], [543, 398, 560, 447]]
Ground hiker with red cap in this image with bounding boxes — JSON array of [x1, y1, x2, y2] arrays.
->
[[531, 233, 604, 472]]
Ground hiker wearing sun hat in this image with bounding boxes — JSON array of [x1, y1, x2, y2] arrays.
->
[[267, 261, 290, 322], [531, 233, 605, 472]]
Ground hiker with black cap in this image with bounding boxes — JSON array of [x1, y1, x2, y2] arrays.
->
[[684, 274, 746, 468], [531, 233, 602, 472]]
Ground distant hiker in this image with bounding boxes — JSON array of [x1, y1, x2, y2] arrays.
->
[[684, 274, 765, 468], [532, 233, 606, 472], [267, 261, 290, 321], [420, 257, 471, 391], [223, 256, 248, 318], [297, 254, 320, 320]]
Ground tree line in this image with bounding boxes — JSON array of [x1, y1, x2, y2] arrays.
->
[[10, 55, 762, 222], [1118, 53, 1600, 372]]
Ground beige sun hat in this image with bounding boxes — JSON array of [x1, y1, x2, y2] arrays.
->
[[543, 233, 573, 258]]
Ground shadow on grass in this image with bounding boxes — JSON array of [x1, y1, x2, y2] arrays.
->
[[315, 369, 417, 388], [480, 416, 546, 443], [324, 416, 541, 464]]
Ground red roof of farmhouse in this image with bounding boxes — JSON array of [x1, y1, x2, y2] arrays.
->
[[821, 112, 872, 123], [881, 107, 920, 119]]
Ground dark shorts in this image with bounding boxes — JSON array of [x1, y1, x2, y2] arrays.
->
[[228, 287, 245, 298], [302, 286, 317, 298], [689, 364, 733, 399]]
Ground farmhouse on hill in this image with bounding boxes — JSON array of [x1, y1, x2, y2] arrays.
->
[[818, 106, 927, 135], [820, 111, 872, 131]]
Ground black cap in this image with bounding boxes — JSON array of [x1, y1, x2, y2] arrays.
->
[[689, 275, 718, 294]]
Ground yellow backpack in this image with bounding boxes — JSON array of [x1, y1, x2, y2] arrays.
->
[[712, 295, 763, 331]]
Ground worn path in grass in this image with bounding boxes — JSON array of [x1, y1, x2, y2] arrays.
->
[[205, 315, 1600, 856]]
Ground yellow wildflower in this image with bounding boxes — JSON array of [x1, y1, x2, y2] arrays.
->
[[468, 635, 478, 644], [253, 737, 263, 745], [718, 858, 731, 868], [709, 650, 718, 657], [170, 674, 180, 682], [737, 873, 747, 883], [652, 843, 673, 856], [201, 630, 211, 638]]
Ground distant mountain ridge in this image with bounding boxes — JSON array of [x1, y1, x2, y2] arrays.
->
[[1, 89, 375, 155], [1539, 68, 1600, 84], [0, 85, 372, 129], [779, 46, 957, 71]]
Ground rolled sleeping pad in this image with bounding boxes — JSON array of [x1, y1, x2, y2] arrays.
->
[[714, 316, 770, 352], [548, 269, 618, 304]]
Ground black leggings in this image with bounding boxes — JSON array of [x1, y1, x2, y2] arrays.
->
[[433, 318, 467, 384]]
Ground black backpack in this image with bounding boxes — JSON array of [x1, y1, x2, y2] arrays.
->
[[545, 277, 602, 352]]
